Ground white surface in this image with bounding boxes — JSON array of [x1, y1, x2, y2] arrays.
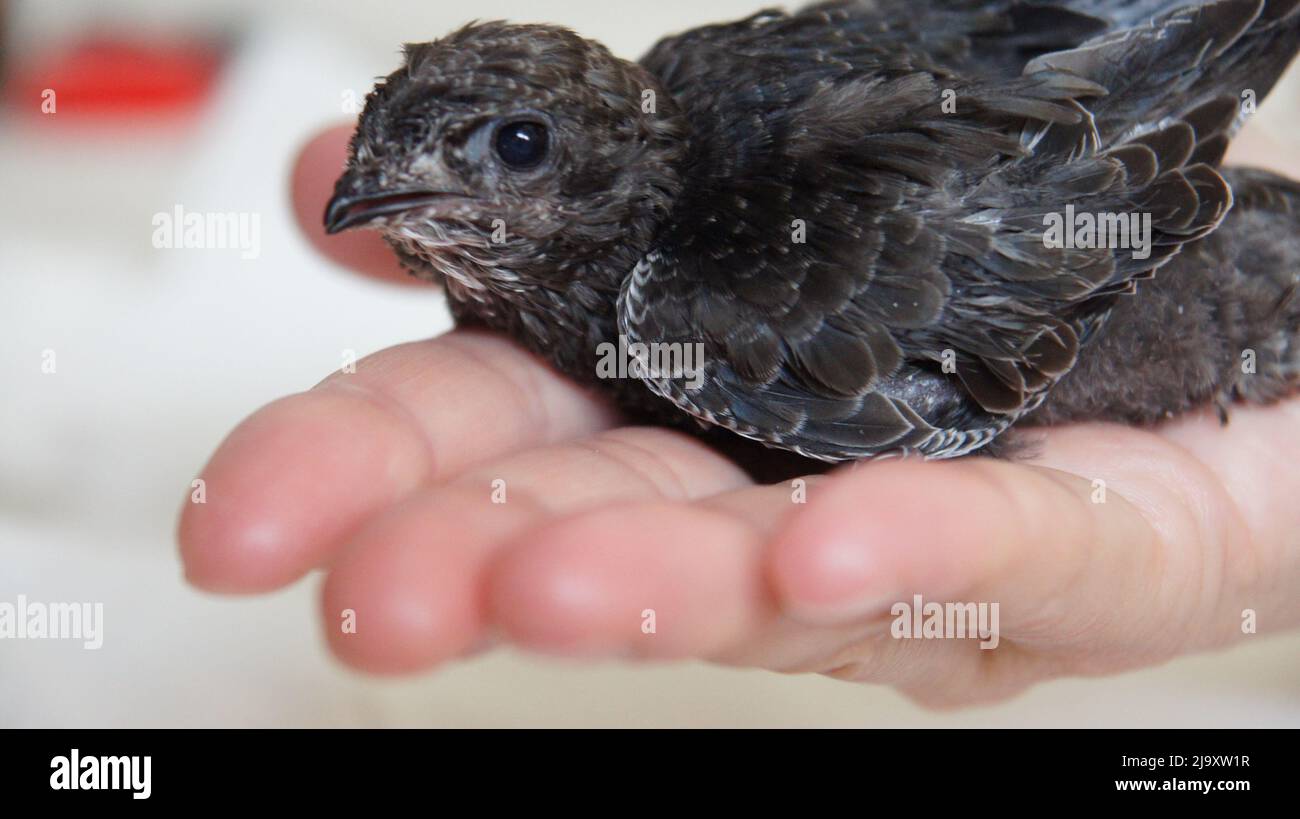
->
[[1, 1, 1298, 727]]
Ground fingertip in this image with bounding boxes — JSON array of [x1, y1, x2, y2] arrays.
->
[[486, 514, 637, 657], [766, 460, 994, 624], [319, 485, 545, 674], [320, 491, 495, 674], [177, 391, 430, 593], [290, 124, 422, 286], [768, 533, 895, 624], [487, 505, 764, 659]]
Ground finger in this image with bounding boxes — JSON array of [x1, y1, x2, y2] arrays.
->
[[758, 423, 1264, 701], [290, 124, 416, 286], [179, 331, 618, 593], [732, 405, 1300, 694], [1146, 400, 1300, 629], [484, 426, 1238, 704], [486, 504, 768, 659], [767, 430, 1203, 648], [481, 479, 889, 674], [321, 426, 754, 672]]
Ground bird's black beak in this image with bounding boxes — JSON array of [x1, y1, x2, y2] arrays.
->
[[324, 187, 456, 234]]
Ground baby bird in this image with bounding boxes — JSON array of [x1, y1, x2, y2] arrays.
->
[[326, 0, 1300, 461]]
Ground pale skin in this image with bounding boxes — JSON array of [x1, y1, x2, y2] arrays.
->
[[177, 124, 1300, 708]]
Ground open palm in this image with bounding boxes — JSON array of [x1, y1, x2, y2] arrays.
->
[[177, 127, 1300, 706]]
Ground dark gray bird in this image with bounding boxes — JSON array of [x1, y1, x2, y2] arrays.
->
[[326, 0, 1300, 461]]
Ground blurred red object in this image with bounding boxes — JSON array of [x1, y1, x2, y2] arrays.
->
[[6, 36, 225, 120]]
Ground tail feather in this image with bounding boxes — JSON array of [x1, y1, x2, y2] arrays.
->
[[1027, 167, 1300, 424]]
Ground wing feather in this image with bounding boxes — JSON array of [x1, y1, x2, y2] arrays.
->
[[621, 0, 1297, 460]]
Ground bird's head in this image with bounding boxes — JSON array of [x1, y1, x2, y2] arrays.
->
[[326, 22, 688, 297]]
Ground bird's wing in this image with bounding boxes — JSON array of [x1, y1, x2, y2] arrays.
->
[[1026, 167, 1300, 425], [642, 1, 1111, 90], [1027, 0, 1300, 145], [621, 0, 1294, 460]]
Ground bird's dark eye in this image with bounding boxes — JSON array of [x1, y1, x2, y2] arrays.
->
[[494, 121, 549, 170]]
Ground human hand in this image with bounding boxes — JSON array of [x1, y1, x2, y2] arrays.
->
[[177, 125, 1300, 706]]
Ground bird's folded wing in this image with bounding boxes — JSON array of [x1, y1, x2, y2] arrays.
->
[[617, 0, 1297, 459]]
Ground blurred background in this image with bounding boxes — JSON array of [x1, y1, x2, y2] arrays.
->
[[2, 0, 1298, 727]]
